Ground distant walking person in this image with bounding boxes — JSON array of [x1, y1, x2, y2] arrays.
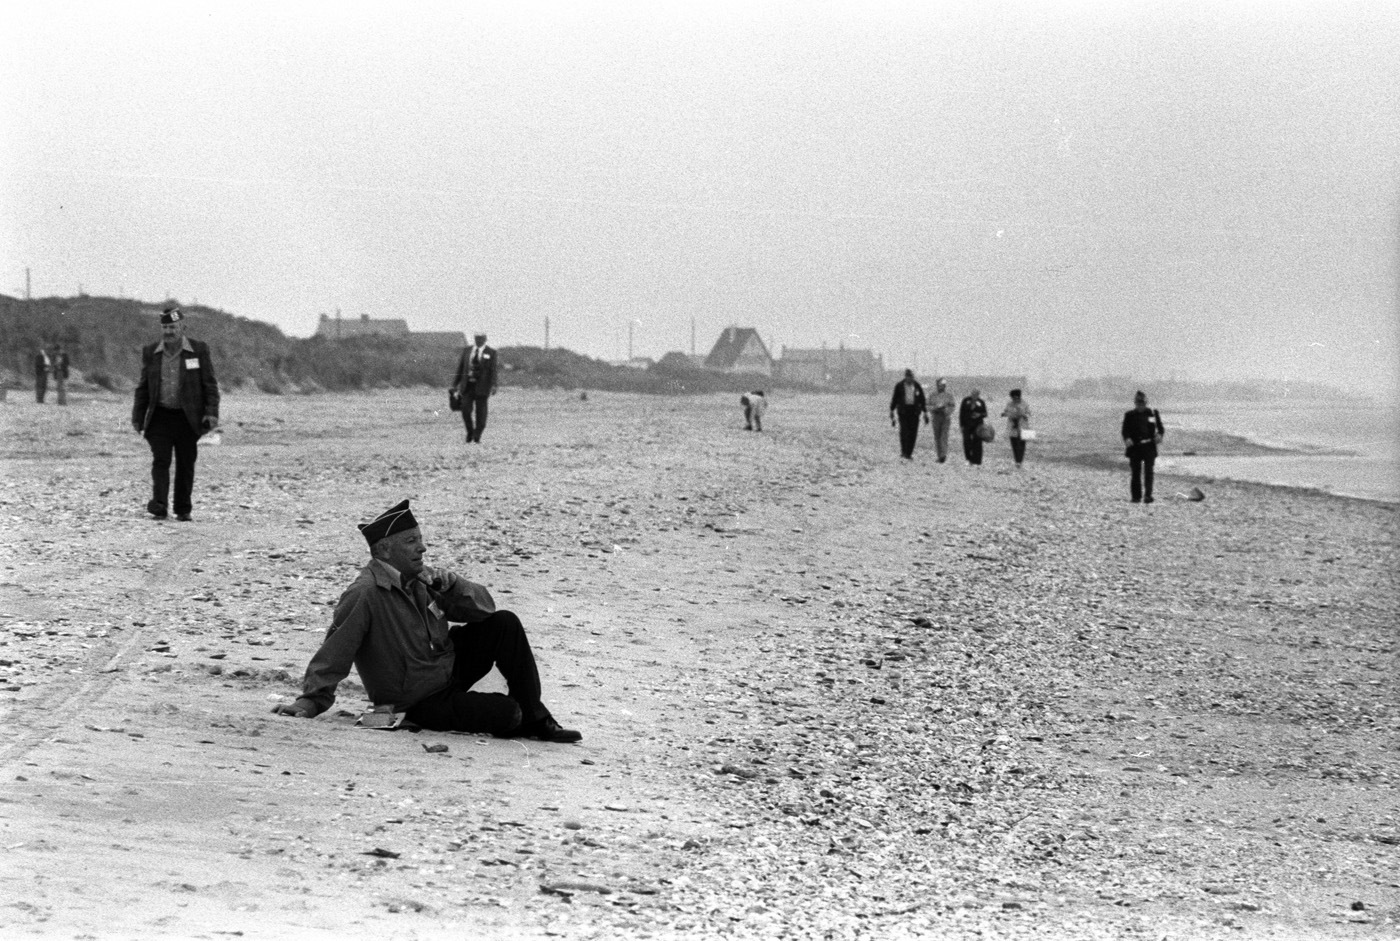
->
[[927, 378, 956, 463], [889, 369, 929, 459], [33, 346, 50, 403], [132, 307, 220, 521], [453, 332, 498, 443], [958, 388, 988, 465], [740, 390, 767, 431], [1121, 390, 1165, 504], [52, 344, 70, 406], [1001, 389, 1031, 465]]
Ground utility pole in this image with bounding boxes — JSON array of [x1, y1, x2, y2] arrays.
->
[[25, 267, 31, 301], [628, 320, 635, 360], [544, 315, 550, 351], [690, 317, 696, 356]]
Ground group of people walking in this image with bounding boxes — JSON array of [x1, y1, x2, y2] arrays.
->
[[889, 371, 1030, 467], [32, 344, 71, 405], [887, 370, 1167, 503]]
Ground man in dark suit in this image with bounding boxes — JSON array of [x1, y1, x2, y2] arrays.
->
[[452, 331, 498, 443], [132, 306, 220, 521], [888, 369, 929, 459], [1121, 390, 1165, 503]]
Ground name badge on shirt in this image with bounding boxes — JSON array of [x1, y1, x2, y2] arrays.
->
[[185, 358, 200, 369]]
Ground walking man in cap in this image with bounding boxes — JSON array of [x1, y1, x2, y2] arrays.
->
[[132, 306, 220, 520], [453, 332, 498, 443], [928, 378, 956, 463], [889, 369, 929, 460], [272, 500, 582, 743]]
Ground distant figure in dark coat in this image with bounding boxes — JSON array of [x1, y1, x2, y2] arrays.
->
[[132, 307, 220, 521], [1121, 390, 1165, 503], [740, 390, 767, 431], [958, 388, 988, 465], [34, 347, 50, 403], [889, 369, 929, 459], [453, 332, 498, 443]]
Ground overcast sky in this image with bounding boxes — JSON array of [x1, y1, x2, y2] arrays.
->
[[3, 1, 1397, 394]]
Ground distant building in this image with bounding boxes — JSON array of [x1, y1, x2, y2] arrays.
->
[[313, 314, 464, 348], [413, 331, 469, 348], [925, 375, 1031, 398], [705, 327, 773, 376], [778, 344, 886, 391], [315, 313, 410, 339]]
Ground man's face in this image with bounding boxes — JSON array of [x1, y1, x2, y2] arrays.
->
[[474, 334, 487, 348], [1135, 397, 1149, 411], [379, 527, 427, 577], [161, 322, 184, 349]]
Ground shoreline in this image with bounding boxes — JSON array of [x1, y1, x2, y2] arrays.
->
[[1046, 448, 1400, 506]]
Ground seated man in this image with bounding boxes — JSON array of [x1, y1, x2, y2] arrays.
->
[[272, 499, 581, 743]]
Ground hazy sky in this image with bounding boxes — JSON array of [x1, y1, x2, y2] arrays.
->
[[3, 1, 1397, 393]]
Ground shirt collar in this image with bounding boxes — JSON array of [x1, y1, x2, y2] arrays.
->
[[162, 337, 195, 355], [369, 557, 403, 589]]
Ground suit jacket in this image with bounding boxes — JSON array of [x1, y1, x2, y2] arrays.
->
[[1122, 408, 1165, 459], [453, 344, 498, 398], [889, 379, 926, 414], [133, 337, 220, 435]]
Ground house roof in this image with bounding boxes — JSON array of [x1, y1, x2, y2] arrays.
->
[[705, 327, 771, 369], [782, 346, 880, 364], [314, 316, 410, 338]]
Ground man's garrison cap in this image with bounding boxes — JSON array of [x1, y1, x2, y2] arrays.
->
[[358, 499, 419, 546]]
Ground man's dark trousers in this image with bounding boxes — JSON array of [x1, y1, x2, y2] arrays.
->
[[1130, 453, 1155, 502], [461, 388, 489, 442], [406, 611, 546, 735], [146, 406, 200, 516], [896, 407, 922, 458]]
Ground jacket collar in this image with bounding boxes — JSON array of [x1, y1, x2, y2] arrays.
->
[[368, 557, 404, 590], [158, 337, 195, 355]]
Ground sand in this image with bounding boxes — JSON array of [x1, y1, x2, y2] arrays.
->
[[0, 387, 1396, 940]]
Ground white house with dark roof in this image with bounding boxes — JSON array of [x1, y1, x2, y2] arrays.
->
[[704, 326, 773, 376]]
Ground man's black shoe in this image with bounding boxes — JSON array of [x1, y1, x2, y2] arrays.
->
[[147, 501, 168, 519], [176, 513, 192, 521], [520, 716, 582, 744]]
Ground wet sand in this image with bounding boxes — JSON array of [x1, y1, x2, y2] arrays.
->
[[0, 388, 1396, 940]]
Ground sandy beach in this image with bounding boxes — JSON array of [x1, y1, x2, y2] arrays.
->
[[0, 387, 1396, 940]]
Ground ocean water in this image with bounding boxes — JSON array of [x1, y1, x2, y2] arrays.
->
[[1157, 402, 1400, 503]]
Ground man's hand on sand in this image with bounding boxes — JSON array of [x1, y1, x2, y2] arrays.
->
[[271, 703, 311, 718]]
